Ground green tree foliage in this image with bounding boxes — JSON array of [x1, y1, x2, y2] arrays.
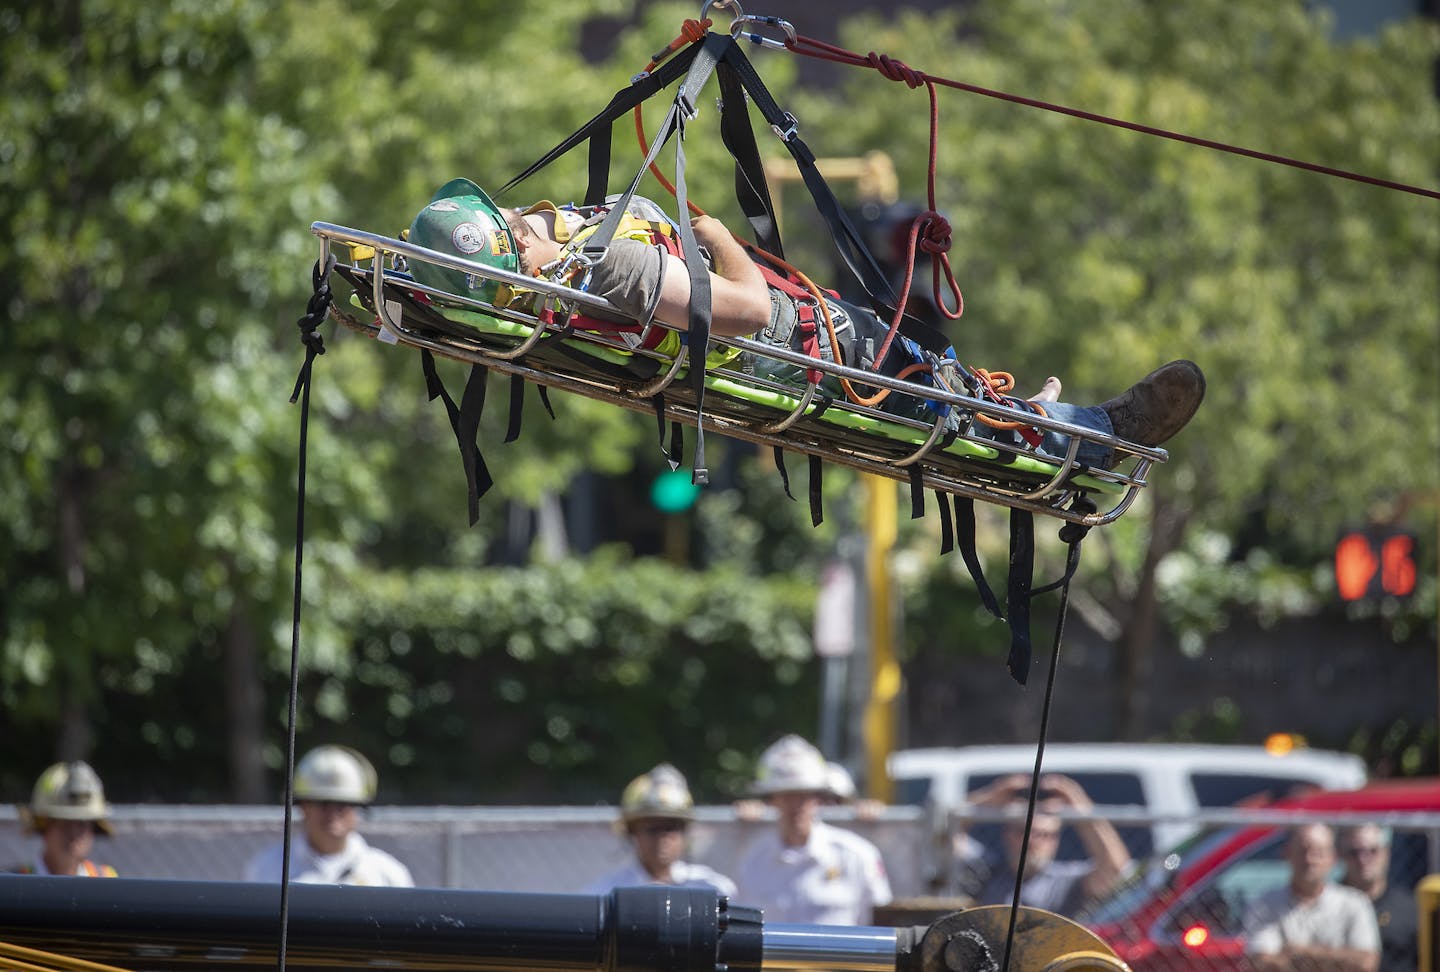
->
[[0, 0, 823, 802], [2, 0, 1436, 802], [790, 0, 1438, 734]]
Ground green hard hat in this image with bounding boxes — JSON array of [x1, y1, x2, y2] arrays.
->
[[407, 178, 518, 303]]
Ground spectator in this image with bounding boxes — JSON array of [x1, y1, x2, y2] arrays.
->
[[7, 761, 117, 876], [1340, 823, 1415, 972], [733, 735, 892, 924], [1243, 822, 1379, 972], [952, 773, 1130, 918], [584, 763, 736, 896], [244, 745, 413, 887]]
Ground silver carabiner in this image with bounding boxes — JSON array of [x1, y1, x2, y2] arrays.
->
[[730, 14, 796, 51], [699, 0, 744, 29]]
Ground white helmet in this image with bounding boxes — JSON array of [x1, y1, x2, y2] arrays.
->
[[752, 735, 830, 795], [619, 763, 695, 828], [294, 746, 377, 805], [23, 761, 114, 835], [825, 762, 858, 802]]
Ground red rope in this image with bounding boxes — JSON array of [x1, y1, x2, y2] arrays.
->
[[785, 34, 1440, 202]]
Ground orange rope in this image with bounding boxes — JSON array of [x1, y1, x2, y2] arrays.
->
[[972, 368, 1049, 429]]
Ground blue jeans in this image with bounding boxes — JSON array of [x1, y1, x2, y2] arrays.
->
[[981, 400, 1114, 469]]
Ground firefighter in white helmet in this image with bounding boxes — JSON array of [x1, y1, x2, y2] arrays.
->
[[733, 735, 892, 925], [583, 763, 736, 896], [243, 745, 414, 887], [7, 761, 118, 876]]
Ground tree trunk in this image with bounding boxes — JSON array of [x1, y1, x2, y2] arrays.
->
[[1114, 493, 1190, 740], [222, 595, 267, 802], [55, 460, 93, 761]]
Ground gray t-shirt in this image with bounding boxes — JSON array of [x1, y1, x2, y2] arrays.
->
[[583, 237, 667, 327]]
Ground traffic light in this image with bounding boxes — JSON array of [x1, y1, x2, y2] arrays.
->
[[1334, 528, 1418, 601], [649, 468, 701, 514]]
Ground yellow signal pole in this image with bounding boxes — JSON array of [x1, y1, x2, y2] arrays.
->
[[862, 474, 899, 803]]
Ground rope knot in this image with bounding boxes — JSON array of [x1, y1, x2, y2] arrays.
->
[[681, 18, 710, 43], [866, 52, 923, 89], [918, 210, 952, 254], [296, 286, 330, 356], [295, 256, 336, 358]]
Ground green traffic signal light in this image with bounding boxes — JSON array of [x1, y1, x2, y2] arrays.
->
[[650, 468, 701, 513]]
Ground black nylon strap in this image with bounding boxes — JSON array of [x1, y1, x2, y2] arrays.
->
[[420, 351, 493, 526], [907, 466, 925, 519], [497, 42, 703, 198], [669, 421, 684, 465], [504, 373, 525, 443], [537, 385, 556, 420], [716, 62, 784, 258], [956, 497, 1002, 618], [773, 446, 795, 501], [584, 122, 613, 208], [1005, 508, 1036, 685], [808, 454, 823, 527], [936, 489, 955, 555]]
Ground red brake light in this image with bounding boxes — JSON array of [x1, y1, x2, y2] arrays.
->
[[1183, 925, 1210, 948]]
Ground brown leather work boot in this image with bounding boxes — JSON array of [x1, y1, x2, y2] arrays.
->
[[1099, 360, 1206, 446]]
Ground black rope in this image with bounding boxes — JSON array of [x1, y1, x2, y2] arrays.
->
[[288, 255, 334, 406], [998, 499, 1094, 972], [278, 256, 334, 972]]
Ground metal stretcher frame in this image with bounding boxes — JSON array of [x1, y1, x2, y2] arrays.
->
[[311, 221, 1167, 527]]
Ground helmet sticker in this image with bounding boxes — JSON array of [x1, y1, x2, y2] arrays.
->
[[452, 222, 486, 254], [429, 200, 461, 213], [490, 232, 512, 257]]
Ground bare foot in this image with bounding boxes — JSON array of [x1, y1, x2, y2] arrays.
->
[[1030, 376, 1062, 403]]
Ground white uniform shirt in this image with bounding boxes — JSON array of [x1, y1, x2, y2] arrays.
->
[[1243, 882, 1381, 955], [583, 859, 738, 897], [244, 832, 414, 887], [734, 820, 893, 925]]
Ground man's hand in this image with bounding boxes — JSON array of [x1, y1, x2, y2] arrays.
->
[[688, 214, 730, 250], [966, 773, 1035, 809], [1038, 774, 1094, 814]]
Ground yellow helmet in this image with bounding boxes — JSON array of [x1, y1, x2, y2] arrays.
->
[[619, 764, 695, 829], [752, 735, 830, 795], [22, 761, 113, 835], [294, 746, 377, 805]]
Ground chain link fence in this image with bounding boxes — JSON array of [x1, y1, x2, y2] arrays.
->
[[3, 803, 1437, 970], [0, 804, 929, 896]]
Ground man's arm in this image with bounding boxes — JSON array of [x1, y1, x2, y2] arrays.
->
[[1040, 775, 1132, 902], [652, 215, 772, 338]]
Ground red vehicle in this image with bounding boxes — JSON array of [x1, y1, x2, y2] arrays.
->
[[1085, 778, 1440, 971]]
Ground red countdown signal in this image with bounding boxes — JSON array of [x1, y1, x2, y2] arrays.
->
[[1335, 529, 1418, 601]]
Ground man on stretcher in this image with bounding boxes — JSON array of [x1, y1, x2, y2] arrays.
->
[[407, 179, 1205, 470]]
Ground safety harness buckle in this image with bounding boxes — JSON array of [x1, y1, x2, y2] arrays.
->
[[770, 111, 800, 143]]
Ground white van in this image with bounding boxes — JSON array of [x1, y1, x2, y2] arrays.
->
[[887, 742, 1367, 859]]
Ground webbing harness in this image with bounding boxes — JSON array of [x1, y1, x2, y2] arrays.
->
[[489, 28, 1078, 683]]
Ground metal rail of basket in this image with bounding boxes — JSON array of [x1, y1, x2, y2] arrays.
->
[[312, 222, 1166, 527]]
